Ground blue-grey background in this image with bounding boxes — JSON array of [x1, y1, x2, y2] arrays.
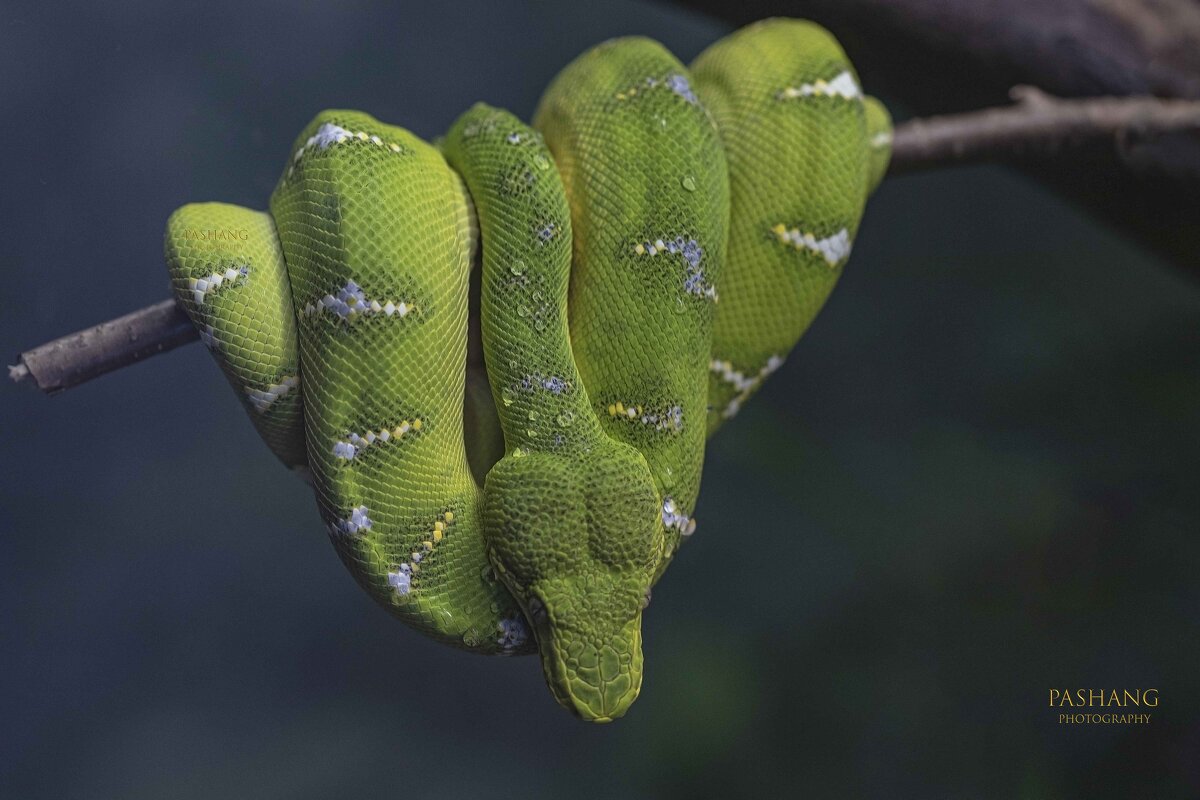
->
[[2, 1, 1197, 797]]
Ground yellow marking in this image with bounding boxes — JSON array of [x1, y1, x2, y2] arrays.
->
[[443, 511, 455, 523], [434, 521, 445, 532], [433, 530, 443, 543], [423, 540, 433, 550], [412, 418, 423, 431], [634, 243, 645, 255], [607, 400, 685, 432]]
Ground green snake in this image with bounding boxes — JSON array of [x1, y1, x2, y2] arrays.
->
[[164, 19, 890, 722]]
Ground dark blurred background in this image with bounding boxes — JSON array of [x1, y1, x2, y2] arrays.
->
[[2, 1, 1197, 797]]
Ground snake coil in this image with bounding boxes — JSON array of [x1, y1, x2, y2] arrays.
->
[[164, 18, 890, 721]]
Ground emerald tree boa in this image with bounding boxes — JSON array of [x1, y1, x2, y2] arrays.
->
[[164, 18, 890, 722]]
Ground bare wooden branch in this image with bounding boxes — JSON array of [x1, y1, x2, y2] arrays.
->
[[12, 90, 1200, 395], [11, 300, 197, 394], [888, 86, 1200, 173]]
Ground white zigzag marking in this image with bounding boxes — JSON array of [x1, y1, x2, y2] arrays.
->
[[329, 505, 373, 536], [771, 226, 853, 266], [244, 374, 298, 414], [711, 354, 785, 419], [776, 70, 862, 101], [186, 264, 249, 306], [302, 280, 414, 322], [632, 236, 718, 301], [286, 122, 406, 178], [332, 419, 420, 461]]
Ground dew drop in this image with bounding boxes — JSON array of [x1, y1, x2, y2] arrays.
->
[[534, 318, 546, 332], [659, 465, 677, 490], [489, 601, 500, 613], [673, 296, 687, 314], [557, 410, 575, 427], [501, 387, 515, 407], [513, 447, 525, 458], [526, 428, 537, 439], [463, 632, 479, 647], [527, 410, 538, 421], [517, 304, 530, 317], [681, 174, 697, 192], [510, 260, 526, 276], [533, 154, 550, 171]]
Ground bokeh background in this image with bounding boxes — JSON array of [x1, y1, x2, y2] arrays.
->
[[2, 1, 1197, 797]]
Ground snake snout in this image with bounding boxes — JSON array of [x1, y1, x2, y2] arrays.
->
[[528, 578, 646, 723]]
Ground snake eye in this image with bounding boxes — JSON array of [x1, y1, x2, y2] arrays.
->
[[527, 596, 549, 625]]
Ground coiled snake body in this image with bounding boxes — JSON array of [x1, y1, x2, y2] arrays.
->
[[164, 19, 890, 721]]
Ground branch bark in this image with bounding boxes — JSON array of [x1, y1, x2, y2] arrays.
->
[[11, 90, 1200, 395], [888, 85, 1200, 172], [11, 300, 197, 395]]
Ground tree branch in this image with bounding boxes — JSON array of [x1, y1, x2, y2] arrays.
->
[[12, 90, 1200, 395], [888, 86, 1200, 172], [11, 300, 197, 395]]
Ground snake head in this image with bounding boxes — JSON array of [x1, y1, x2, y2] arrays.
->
[[526, 573, 646, 721], [483, 442, 664, 722]]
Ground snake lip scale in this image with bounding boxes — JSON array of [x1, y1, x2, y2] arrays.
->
[[163, 18, 891, 722]]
